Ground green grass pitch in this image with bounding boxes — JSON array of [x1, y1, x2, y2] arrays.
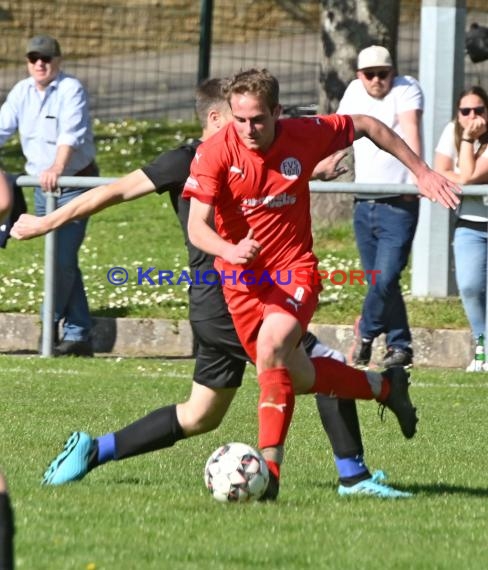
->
[[0, 355, 487, 569]]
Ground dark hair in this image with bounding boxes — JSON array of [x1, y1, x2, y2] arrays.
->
[[223, 68, 280, 113], [454, 86, 488, 155], [194, 78, 229, 128]]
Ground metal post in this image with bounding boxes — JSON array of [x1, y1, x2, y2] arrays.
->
[[15, 175, 117, 357], [411, 0, 466, 297], [41, 191, 58, 357], [198, 0, 214, 85]]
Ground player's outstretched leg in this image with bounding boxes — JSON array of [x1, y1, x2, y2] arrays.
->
[[42, 404, 187, 485], [310, 357, 418, 439], [42, 432, 95, 485]]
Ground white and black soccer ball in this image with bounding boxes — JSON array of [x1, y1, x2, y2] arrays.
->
[[204, 442, 269, 503]]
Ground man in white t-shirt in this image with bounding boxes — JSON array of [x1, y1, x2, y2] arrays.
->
[[337, 45, 424, 369]]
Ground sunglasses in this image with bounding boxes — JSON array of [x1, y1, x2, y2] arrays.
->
[[362, 70, 390, 81], [458, 106, 486, 116], [26, 53, 53, 64]]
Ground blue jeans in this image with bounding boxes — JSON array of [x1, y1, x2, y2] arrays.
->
[[353, 198, 419, 351], [34, 186, 91, 342], [453, 225, 487, 340]]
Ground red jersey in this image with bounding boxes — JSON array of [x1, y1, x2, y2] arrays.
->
[[183, 114, 354, 290]]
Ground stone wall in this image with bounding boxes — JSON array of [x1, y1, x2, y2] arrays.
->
[[0, 312, 472, 368]]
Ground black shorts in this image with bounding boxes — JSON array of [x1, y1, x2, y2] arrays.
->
[[191, 315, 249, 389]]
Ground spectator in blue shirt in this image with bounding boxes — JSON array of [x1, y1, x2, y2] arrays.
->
[[0, 35, 98, 356]]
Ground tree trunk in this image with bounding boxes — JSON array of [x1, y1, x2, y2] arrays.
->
[[318, 0, 400, 113]]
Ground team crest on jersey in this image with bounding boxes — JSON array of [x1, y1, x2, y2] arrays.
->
[[280, 157, 302, 180]]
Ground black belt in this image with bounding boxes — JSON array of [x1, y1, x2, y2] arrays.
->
[[456, 218, 488, 231], [355, 195, 418, 205], [74, 161, 99, 177]]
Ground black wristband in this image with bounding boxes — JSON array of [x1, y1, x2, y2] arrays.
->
[[461, 138, 474, 143]]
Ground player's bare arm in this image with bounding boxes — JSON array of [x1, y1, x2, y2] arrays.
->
[[398, 109, 423, 184], [188, 197, 261, 264], [11, 169, 155, 240], [312, 150, 349, 181], [351, 114, 461, 209]]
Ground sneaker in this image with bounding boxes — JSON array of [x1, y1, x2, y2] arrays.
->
[[258, 471, 280, 501], [379, 367, 418, 439], [54, 340, 94, 357], [383, 347, 413, 369], [42, 432, 95, 485], [349, 317, 372, 369], [338, 470, 413, 498]]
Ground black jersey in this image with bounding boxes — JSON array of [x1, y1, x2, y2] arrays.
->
[[141, 140, 229, 321]]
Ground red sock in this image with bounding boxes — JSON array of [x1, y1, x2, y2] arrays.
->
[[257, 367, 295, 451], [310, 357, 377, 399]]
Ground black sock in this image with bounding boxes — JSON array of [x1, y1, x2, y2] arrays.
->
[[113, 404, 185, 460], [0, 493, 14, 570], [315, 395, 371, 485]]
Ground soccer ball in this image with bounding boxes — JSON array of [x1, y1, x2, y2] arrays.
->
[[204, 442, 269, 503]]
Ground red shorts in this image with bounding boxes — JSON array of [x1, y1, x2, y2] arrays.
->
[[222, 280, 321, 363]]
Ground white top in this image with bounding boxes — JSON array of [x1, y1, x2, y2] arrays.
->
[[436, 121, 488, 222], [337, 75, 423, 191]]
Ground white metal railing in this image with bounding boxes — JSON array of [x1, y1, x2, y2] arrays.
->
[[16, 176, 117, 356], [15, 175, 488, 356]]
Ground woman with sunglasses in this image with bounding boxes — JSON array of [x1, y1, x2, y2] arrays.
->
[[434, 86, 488, 371]]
